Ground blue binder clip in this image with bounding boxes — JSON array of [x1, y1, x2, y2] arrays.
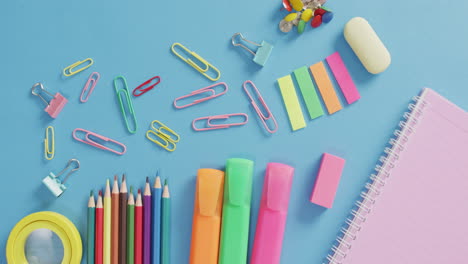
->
[[231, 33, 273, 66], [42, 159, 80, 197]]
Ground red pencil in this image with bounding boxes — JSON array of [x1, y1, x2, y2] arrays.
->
[[95, 190, 104, 264], [135, 189, 143, 264]]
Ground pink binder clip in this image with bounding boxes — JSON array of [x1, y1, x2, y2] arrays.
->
[[192, 113, 248, 131], [72, 128, 127, 155], [80, 72, 100, 103], [243, 80, 278, 133], [173, 82, 228, 109], [31, 83, 68, 118]]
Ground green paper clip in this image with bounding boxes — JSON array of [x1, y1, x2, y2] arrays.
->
[[114, 76, 138, 134]]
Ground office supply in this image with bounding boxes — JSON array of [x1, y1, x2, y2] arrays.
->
[[104, 180, 111, 264], [127, 187, 135, 264], [96, 191, 104, 264], [73, 128, 127, 155], [293, 66, 325, 119], [309, 153, 346, 208], [231, 33, 273, 66], [133, 76, 161, 97], [190, 169, 225, 264], [173, 82, 228, 109], [251, 163, 294, 264], [31, 82, 68, 118], [152, 175, 162, 264], [326, 52, 360, 104], [161, 180, 171, 264], [81, 72, 100, 103], [119, 175, 128, 264], [42, 158, 80, 197], [171, 43, 221, 81], [278, 2, 332, 34], [192, 113, 248, 131], [310, 62, 342, 114], [114, 76, 138, 133], [326, 88, 468, 264], [135, 190, 143, 264], [277, 75, 306, 131], [143, 177, 152, 264], [219, 158, 254, 264], [44, 126, 55, 160], [63, 58, 94, 76], [243, 80, 278, 133], [112, 176, 120, 264], [344, 17, 391, 74], [146, 120, 180, 152], [88, 191, 96, 264], [6, 212, 82, 263]]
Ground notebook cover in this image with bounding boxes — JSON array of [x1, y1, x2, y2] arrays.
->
[[326, 88, 468, 264]]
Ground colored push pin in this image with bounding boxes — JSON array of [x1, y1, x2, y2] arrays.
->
[[231, 33, 273, 66], [32, 82, 68, 118], [42, 159, 80, 197]]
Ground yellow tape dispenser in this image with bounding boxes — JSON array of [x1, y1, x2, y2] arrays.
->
[[6, 211, 82, 264]]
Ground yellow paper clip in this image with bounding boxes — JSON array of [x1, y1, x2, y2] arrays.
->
[[146, 120, 180, 152], [171, 43, 221, 81], [44, 126, 55, 160], [63, 58, 94, 76]]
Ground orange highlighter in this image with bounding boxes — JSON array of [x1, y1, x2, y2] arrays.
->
[[189, 169, 225, 264]]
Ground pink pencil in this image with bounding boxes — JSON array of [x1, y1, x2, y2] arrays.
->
[[143, 177, 152, 264]]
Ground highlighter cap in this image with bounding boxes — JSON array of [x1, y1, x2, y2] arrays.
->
[[197, 169, 225, 217], [225, 158, 254, 206], [264, 163, 294, 212]]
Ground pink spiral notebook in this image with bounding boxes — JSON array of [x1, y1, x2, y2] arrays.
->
[[326, 88, 468, 264]]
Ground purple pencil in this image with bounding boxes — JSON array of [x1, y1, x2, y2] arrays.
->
[[143, 177, 152, 264]]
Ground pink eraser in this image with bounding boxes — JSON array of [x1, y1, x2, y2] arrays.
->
[[45, 93, 68, 118], [310, 153, 346, 208], [326, 52, 361, 104]]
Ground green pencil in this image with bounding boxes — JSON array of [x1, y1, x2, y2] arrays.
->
[[127, 187, 135, 264], [161, 180, 171, 264], [88, 191, 96, 264]]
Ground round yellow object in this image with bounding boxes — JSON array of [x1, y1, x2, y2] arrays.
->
[[301, 9, 313, 22], [6, 211, 82, 264], [284, 13, 298, 22], [289, 0, 304, 11]]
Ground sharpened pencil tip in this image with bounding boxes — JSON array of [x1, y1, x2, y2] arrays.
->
[[138, 189, 141, 194], [90, 190, 93, 196], [146, 176, 149, 183], [164, 179, 168, 185], [130, 186, 133, 193], [99, 190, 102, 196], [114, 175, 117, 181], [156, 169, 160, 176], [122, 174, 126, 182]]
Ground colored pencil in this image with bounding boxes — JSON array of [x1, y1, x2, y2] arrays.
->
[[143, 177, 152, 264], [96, 191, 104, 264], [112, 175, 120, 264], [88, 191, 96, 264], [119, 175, 128, 264], [104, 179, 112, 264], [152, 174, 162, 264], [127, 187, 135, 264], [161, 180, 171, 264], [135, 189, 143, 264]]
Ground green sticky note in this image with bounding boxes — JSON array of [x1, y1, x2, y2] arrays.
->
[[294, 66, 324, 119], [277, 75, 306, 131]]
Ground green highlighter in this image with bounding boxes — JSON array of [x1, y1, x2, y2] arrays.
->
[[219, 158, 254, 264]]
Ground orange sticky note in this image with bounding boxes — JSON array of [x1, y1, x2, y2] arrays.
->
[[310, 62, 342, 114]]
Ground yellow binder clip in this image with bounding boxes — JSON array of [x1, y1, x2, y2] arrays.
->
[[44, 126, 55, 160], [171, 43, 221, 81], [146, 120, 180, 152], [63, 58, 94, 76]]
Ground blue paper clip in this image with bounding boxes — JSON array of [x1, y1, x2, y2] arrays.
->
[[42, 159, 80, 197], [231, 33, 273, 66], [114, 76, 138, 134]]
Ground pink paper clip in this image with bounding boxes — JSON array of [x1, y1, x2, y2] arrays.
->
[[192, 113, 248, 131], [80, 72, 100, 103], [31, 82, 68, 118], [243, 80, 278, 133], [72, 128, 127, 155], [133, 76, 161, 97], [173, 82, 228, 109]]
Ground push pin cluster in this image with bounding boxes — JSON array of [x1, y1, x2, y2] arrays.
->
[[279, 0, 334, 34]]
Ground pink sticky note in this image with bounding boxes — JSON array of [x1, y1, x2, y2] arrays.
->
[[310, 153, 345, 208], [326, 52, 360, 104]]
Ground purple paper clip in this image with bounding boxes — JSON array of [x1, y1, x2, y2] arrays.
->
[[243, 80, 278, 133], [174, 82, 228, 109], [192, 113, 248, 131], [31, 83, 68, 118], [72, 128, 127, 155], [80, 72, 100, 103]]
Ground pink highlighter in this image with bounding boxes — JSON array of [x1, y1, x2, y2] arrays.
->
[[251, 163, 294, 264]]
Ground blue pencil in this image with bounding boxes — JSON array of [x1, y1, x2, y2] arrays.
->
[[88, 191, 96, 264], [151, 172, 162, 264]]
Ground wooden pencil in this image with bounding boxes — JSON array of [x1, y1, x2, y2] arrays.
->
[[104, 179, 112, 264], [88, 191, 96, 264], [112, 175, 120, 264], [127, 187, 135, 264], [151, 174, 162, 264], [119, 174, 128, 264], [143, 177, 152, 264], [96, 191, 104, 264], [135, 189, 143, 264], [161, 180, 171, 264]]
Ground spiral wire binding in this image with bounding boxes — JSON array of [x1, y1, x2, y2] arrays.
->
[[325, 96, 428, 264]]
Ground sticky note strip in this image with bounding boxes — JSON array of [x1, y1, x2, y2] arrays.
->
[[277, 75, 306, 131], [310, 153, 346, 208], [293, 66, 324, 119], [310, 62, 342, 114], [326, 52, 361, 104]]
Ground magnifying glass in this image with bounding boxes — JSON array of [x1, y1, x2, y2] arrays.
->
[[6, 211, 82, 264]]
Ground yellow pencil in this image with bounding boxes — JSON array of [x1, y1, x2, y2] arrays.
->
[[104, 179, 112, 264]]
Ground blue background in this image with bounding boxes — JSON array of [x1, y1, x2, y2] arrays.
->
[[1, 0, 468, 263]]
